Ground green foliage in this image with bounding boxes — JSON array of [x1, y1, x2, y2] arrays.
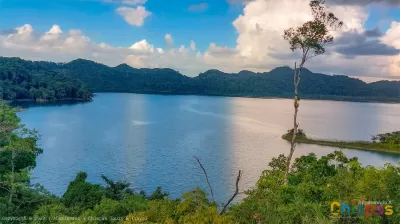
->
[[0, 101, 50, 221], [33, 202, 69, 224], [283, 0, 343, 58], [62, 172, 105, 215], [283, 129, 400, 153], [230, 151, 400, 223], [146, 187, 169, 201], [372, 131, 400, 145], [79, 198, 132, 224], [287, 128, 306, 137], [0, 57, 92, 101], [124, 187, 233, 224], [101, 175, 132, 201]]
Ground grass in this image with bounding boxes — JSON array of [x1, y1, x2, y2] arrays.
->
[[282, 133, 400, 154]]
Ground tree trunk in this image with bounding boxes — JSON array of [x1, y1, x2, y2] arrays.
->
[[283, 61, 304, 185]]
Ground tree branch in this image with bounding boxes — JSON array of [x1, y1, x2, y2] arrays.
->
[[220, 170, 242, 215], [13, 198, 51, 212], [0, 186, 11, 193], [194, 156, 214, 202]]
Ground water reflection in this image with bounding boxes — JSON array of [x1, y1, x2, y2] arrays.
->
[[14, 93, 400, 203]]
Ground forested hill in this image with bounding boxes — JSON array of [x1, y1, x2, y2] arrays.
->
[[0, 57, 93, 101], [1, 57, 400, 102]]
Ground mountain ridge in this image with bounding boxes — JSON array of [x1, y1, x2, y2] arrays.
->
[[0, 56, 399, 102]]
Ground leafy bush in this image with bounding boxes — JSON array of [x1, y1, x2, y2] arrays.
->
[[372, 131, 400, 144]]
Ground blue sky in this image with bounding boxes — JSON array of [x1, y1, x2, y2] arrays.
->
[[0, 0, 399, 78], [0, 0, 243, 51], [365, 6, 400, 30]]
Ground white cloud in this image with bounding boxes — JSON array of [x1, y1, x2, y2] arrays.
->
[[41, 25, 62, 41], [190, 40, 196, 51], [208, 43, 237, 56], [381, 22, 400, 76], [178, 45, 188, 54], [129, 39, 154, 53], [382, 21, 400, 48], [226, 0, 400, 77], [8, 24, 34, 43], [165, 33, 173, 48], [124, 55, 148, 68], [157, 48, 164, 54], [116, 6, 151, 27]]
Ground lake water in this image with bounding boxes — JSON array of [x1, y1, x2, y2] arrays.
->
[[16, 93, 400, 203]]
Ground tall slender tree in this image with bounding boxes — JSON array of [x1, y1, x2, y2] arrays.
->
[[282, 0, 343, 185]]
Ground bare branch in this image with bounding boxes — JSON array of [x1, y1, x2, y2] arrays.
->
[[220, 170, 242, 215], [194, 156, 214, 202]]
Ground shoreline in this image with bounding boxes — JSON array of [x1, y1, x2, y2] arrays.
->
[[282, 133, 400, 155], [6, 97, 92, 104], [91, 92, 400, 104], [4, 92, 400, 104]]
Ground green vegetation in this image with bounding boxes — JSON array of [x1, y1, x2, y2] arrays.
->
[[1, 101, 399, 223], [1, 57, 399, 103], [282, 129, 400, 154], [0, 57, 92, 101]]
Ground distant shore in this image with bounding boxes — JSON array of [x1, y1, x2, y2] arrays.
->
[[6, 98, 92, 111], [282, 133, 400, 154], [6, 97, 92, 104], [4, 92, 400, 106], [90, 91, 400, 104]]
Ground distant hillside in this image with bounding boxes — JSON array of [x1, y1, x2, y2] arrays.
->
[[1, 57, 399, 102], [0, 57, 92, 101]]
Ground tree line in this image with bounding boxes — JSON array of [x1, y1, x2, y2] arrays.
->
[[0, 57, 92, 101], [0, 57, 399, 103]]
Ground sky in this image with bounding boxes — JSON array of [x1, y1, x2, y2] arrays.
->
[[0, 0, 400, 80]]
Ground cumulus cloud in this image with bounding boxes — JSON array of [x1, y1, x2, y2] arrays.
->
[[364, 27, 383, 37], [382, 21, 400, 48], [1, 0, 400, 79], [207, 43, 237, 56], [116, 6, 151, 27], [190, 40, 196, 51], [188, 3, 208, 12], [0, 28, 17, 36], [129, 39, 154, 53], [334, 31, 400, 56], [124, 55, 148, 68], [0, 24, 208, 76], [226, 0, 400, 77], [41, 25, 62, 41], [165, 33, 173, 48]]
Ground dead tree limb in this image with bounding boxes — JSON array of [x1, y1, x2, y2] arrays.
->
[[220, 170, 242, 215], [194, 156, 214, 202]]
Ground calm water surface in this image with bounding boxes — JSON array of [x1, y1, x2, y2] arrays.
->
[[16, 93, 400, 203]]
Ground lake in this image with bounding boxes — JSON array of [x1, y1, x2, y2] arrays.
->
[[16, 93, 400, 203]]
